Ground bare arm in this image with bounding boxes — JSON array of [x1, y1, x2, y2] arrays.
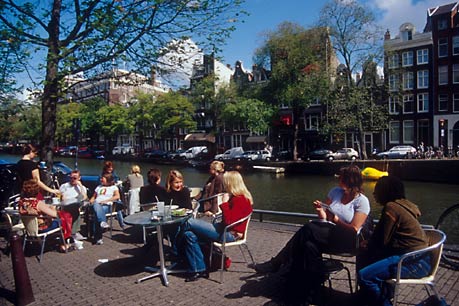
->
[[32, 168, 59, 195], [37, 201, 58, 218]]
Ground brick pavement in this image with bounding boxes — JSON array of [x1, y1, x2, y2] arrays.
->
[[1, 221, 458, 306]]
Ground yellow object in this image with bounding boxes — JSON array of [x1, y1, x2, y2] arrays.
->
[[361, 167, 388, 180]]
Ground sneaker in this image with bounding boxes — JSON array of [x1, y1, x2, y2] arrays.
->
[[96, 239, 104, 245], [73, 232, 87, 241], [100, 221, 110, 229]]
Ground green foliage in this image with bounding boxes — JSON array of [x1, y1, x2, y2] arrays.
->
[[152, 91, 196, 137], [10, 100, 41, 143], [96, 104, 133, 141]]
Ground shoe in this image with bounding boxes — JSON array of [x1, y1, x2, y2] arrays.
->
[[73, 232, 87, 241], [252, 259, 280, 274], [96, 239, 104, 245], [184, 271, 209, 282], [100, 221, 110, 229]]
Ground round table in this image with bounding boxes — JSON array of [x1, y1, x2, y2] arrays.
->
[[124, 211, 192, 286]]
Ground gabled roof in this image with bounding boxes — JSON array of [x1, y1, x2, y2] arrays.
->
[[428, 2, 458, 17]]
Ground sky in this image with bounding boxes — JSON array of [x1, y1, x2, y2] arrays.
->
[[217, 0, 450, 70]]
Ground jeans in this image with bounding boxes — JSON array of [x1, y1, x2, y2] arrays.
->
[[181, 218, 236, 273], [92, 202, 125, 240], [358, 254, 432, 306]]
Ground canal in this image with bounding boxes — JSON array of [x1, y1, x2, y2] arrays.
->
[[2, 154, 458, 226]]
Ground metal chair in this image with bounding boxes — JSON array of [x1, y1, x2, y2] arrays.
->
[[21, 215, 66, 262], [126, 188, 141, 215], [210, 213, 255, 283], [386, 229, 446, 306]]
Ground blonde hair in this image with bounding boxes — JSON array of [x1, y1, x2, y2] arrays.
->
[[166, 169, 184, 192], [131, 165, 141, 176], [223, 171, 253, 205], [210, 160, 225, 173]]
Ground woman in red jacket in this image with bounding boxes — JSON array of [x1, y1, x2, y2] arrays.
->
[[180, 171, 253, 282]]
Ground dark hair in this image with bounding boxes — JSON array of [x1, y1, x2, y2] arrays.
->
[[147, 168, 161, 185], [22, 179, 40, 197], [102, 161, 114, 174], [338, 165, 363, 193], [102, 173, 115, 185], [374, 176, 405, 205], [22, 144, 38, 155]]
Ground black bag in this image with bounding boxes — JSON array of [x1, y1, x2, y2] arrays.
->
[[200, 244, 231, 272], [416, 296, 449, 306]]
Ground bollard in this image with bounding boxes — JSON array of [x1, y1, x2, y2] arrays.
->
[[10, 233, 35, 306]]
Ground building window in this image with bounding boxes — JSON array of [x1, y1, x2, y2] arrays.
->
[[439, 38, 448, 57], [438, 19, 448, 30], [389, 96, 399, 114], [304, 114, 319, 130], [389, 74, 399, 91], [454, 94, 459, 113], [402, 51, 413, 66], [417, 70, 429, 88], [403, 94, 414, 113], [389, 121, 400, 144], [403, 120, 414, 144], [417, 49, 429, 64], [438, 94, 448, 111], [402, 72, 414, 90], [417, 93, 429, 113], [401, 30, 413, 41], [453, 64, 459, 84], [439, 66, 448, 85], [388, 54, 399, 69], [453, 36, 459, 55]]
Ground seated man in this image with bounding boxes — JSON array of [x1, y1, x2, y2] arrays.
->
[[59, 170, 88, 241], [139, 168, 168, 204], [89, 173, 124, 245]]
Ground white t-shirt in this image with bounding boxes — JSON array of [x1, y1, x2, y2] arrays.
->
[[327, 187, 370, 224], [94, 185, 119, 204], [59, 182, 87, 205]]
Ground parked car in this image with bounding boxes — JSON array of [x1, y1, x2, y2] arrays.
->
[[303, 149, 334, 161], [237, 150, 258, 161], [144, 149, 167, 159], [214, 147, 244, 160], [254, 150, 272, 161], [330, 148, 359, 161], [376, 145, 417, 159], [273, 150, 293, 161], [179, 146, 207, 159], [112, 145, 134, 155], [166, 149, 186, 159]]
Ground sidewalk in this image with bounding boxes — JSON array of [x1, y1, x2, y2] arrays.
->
[[1, 221, 458, 306]]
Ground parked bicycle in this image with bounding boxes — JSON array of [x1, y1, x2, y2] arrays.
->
[[435, 203, 459, 270]]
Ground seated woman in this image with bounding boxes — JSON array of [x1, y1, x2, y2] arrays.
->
[[89, 173, 124, 245], [253, 165, 370, 303], [357, 176, 430, 306], [165, 170, 192, 209], [139, 168, 168, 204], [18, 179, 72, 252], [199, 161, 225, 216], [180, 171, 253, 282]]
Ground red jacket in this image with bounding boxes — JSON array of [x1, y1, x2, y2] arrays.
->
[[220, 195, 253, 235]]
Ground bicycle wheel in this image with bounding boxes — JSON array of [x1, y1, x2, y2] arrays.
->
[[435, 203, 459, 270]]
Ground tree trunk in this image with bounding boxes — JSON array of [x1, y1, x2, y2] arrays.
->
[[41, 0, 62, 166]]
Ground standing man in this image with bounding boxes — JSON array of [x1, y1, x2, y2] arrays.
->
[[59, 170, 88, 241]]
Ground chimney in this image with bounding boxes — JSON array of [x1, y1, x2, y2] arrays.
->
[[384, 29, 391, 40]]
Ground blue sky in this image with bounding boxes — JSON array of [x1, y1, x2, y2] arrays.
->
[[218, 0, 449, 70]]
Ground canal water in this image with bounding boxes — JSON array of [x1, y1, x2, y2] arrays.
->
[[2, 154, 458, 226]]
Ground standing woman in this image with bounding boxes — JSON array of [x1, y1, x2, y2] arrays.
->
[[165, 170, 192, 209], [200, 161, 225, 215], [358, 176, 430, 306], [16, 144, 59, 198], [180, 171, 253, 282]]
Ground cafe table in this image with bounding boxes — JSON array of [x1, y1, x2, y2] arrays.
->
[[124, 210, 192, 286]]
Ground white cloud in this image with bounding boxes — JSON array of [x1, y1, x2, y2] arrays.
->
[[370, 0, 449, 35]]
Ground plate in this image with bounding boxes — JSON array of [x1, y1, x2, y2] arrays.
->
[[170, 205, 179, 210]]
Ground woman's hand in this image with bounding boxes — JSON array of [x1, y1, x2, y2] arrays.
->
[[313, 200, 327, 220]]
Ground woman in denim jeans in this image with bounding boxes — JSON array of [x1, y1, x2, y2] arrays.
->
[[358, 176, 430, 306], [180, 171, 253, 282]]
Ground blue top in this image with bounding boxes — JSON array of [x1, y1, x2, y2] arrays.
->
[[327, 187, 370, 224]]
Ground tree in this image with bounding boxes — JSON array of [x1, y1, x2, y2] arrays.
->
[[56, 102, 85, 144], [0, 0, 245, 162], [152, 91, 196, 140], [95, 104, 133, 150], [129, 92, 157, 153], [255, 22, 331, 160], [318, 0, 386, 159]]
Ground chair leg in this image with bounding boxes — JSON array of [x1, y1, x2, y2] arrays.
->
[[220, 245, 225, 283], [241, 243, 255, 265], [343, 266, 353, 294], [39, 237, 46, 262], [142, 226, 146, 245], [392, 283, 399, 306]]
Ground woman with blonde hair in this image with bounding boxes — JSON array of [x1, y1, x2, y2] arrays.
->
[[180, 171, 253, 282], [200, 160, 225, 215], [165, 169, 192, 209], [124, 164, 144, 190]]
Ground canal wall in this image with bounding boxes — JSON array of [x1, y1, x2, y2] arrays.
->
[[269, 159, 459, 184]]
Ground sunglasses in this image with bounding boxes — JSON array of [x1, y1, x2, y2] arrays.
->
[[70, 176, 79, 180]]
